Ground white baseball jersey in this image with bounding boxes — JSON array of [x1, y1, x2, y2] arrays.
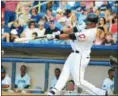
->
[[15, 73, 31, 89], [102, 78, 114, 94], [2, 74, 11, 88], [70, 28, 97, 55], [52, 27, 106, 95]]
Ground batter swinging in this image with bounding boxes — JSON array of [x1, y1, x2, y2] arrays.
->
[[47, 13, 107, 95]]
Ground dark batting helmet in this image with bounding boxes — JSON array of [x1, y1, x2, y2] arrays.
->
[[84, 13, 98, 24]]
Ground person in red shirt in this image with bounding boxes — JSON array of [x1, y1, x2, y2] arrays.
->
[[4, 1, 19, 24], [1, 1, 5, 22], [110, 15, 118, 40]]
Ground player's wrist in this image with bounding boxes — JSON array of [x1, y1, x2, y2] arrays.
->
[[55, 35, 60, 39]]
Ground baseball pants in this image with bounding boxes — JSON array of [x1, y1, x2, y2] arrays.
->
[[54, 52, 106, 95]]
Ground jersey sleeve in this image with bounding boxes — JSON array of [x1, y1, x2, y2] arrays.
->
[[7, 77, 11, 85], [26, 75, 31, 85], [15, 76, 18, 85], [102, 79, 108, 90]]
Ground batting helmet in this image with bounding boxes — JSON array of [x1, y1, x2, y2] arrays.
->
[[84, 13, 98, 24]]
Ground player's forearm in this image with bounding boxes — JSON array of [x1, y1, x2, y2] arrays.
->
[[55, 34, 70, 40]]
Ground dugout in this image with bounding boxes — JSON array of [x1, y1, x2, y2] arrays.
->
[[2, 42, 117, 93]]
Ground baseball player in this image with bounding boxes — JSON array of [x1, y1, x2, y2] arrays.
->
[[37, 13, 108, 95]]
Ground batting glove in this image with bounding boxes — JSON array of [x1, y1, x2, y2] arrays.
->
[[46, 34, 55, 40]]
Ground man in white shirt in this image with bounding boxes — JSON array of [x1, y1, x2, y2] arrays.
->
[[50, 68, 61, 89], [102, 68, 114, 95], [1, 69, 11, 89], [37, 21, 46, 37], [15, 65, 31, 89]]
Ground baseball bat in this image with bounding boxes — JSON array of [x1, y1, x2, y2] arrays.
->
[[35, 35, 47, 39]]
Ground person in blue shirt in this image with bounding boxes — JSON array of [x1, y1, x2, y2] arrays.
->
[[31, 8, 42, 23], [100, 1, 111, 11], [51, 1, 59, 11], [72, 1, 80, 10]]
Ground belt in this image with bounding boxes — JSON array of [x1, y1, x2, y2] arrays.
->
[[72, 50, 79, 53]]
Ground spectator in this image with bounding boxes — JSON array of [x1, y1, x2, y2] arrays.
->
[[55, 8, 65, 21], [10, 29, 19, 42], [62, 80, 79, 95], [37, 21, 46, 37], [40, 1, 47, 13], [79, 1, 86, 11], [16, 1, 33, 19], [45, 20, 60, 35], [45, 9, 54, 22], [1, 68, 11, 89], [76, 8, 88, 32], [65, 9, 77, 28], [50, 68, 61, 89], [47, 1, 54, 9], [102, 32, 116, 46], [32, 32, 38, 40], [18, 6, 31, 26], [15, 65, 31, 89], [72, 1, 80, 10], [59, 0, 68, 10], [112, 1, 118, 14], [109, 15, 118, 40], [98, 17, 108, 33], [56, 17, 67, 31], [96, 27, 106, 37], [40, 17, 50, 29], [94, 32, 106, 45], [95, 1, 103, 9], [20, 21, 38, 39], [31, 8, 41, 23], [51, 1, 59, 11], [1, 1, 5, 22], [100, 1, 111, 11], [8, 20, 24, 37], [4, 1, 19, 24], [1, 20, 10, 42], [102, 68, 114, 95]]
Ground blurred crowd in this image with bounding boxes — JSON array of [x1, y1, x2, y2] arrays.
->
[[1, 1, 118, 46]]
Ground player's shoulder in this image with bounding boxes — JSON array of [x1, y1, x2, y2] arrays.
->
[[24, 73, 31, 79], [104, 78, 110, 83]]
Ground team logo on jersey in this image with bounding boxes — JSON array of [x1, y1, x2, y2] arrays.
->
[[79, 34, 86, 38]]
